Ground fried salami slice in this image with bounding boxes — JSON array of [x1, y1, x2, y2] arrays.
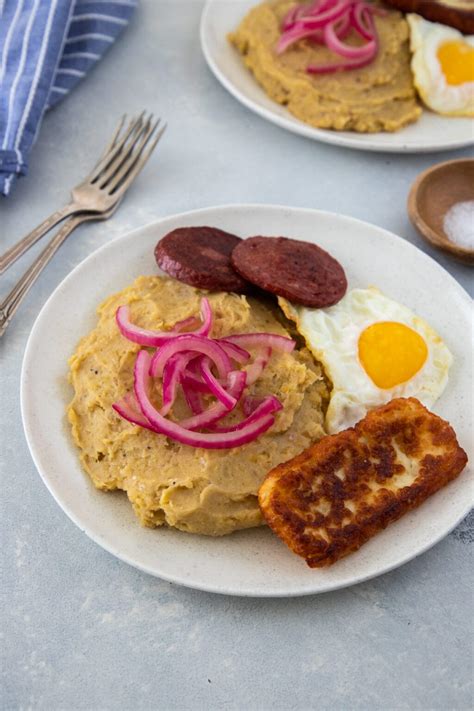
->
[[155, 226, 248, 292], [231, 236, 347, 308], [384, 0, 474, 34]]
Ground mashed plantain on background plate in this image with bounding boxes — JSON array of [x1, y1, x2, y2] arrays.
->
[[229, 0, 422, 133], [67, 276, 328, 536]]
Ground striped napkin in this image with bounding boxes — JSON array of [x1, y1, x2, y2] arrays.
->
[[0, 0, 137, 197]]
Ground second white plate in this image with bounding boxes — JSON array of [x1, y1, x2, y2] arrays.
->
[[201, 0, 474, 153]]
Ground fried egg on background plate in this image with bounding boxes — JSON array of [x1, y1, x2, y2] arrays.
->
[[407, 14, 474, 117], [279, 288, 452, 434]]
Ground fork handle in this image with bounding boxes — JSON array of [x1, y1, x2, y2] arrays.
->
[[0, 214, 84, 338], [0, 203, 79, 275]]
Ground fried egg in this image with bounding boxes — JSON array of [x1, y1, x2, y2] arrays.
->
[[407, 14, 474, 117], [279, 287, 452, 434]]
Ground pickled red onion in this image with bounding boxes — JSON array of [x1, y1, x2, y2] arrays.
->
[[178, 370, 247, 430], [112, 298, 295, 449], [208, 395, 283, 433], [115, 297, 212, 347], [199, 356, 237, 410], [244, 346, 272, 386], [352, 3, 375, 39], [172, 315, 200, 332], [224, 332, 295, 353], [112, 392, 157, 432], [180, 370, 211, 393], [218, 339, 251, 364], [278, 0, 382, 74], [149, 334, 231, 379], [160, 352, 198, 416], [133, 352, 274, 450], [243, 395, 266, 417], [324, 20, 375, 58], [181, 377, 206, 415], [277, 0, 350, 53]]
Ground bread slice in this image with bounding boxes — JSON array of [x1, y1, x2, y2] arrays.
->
[[259, 398, 468, 567], [384, 0, 474, 34]]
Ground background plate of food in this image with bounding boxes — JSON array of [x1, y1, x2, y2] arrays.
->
[[201, 0, 474, 153], [21, 204, 472, 596]]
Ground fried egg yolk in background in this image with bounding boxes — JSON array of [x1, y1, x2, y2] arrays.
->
[[279, 287, 453, 433], [408, 14, 474, 117]]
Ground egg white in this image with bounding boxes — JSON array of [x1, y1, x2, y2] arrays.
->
[[407, 14, 474, 117], [279, 287, 453, 434]]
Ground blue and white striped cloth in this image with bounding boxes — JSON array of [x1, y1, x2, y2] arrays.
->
[[0, 0, 137, 197]]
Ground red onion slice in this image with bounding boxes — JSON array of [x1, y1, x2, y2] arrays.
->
[[199, 357, 237, 410], [181, 371, 211, 393], [334, 12, 351, 40], [133, 352, 272, 449], [208, 395, 283, 433], [172, 315, 200, 332], [351, 4, 374, 40], [218, 339, 251, 364], [324, 20, 375, 59], [160, 351, 198, 416], [224, 332, 295, 353], [277, 1, 350, 54], [149, 334, 232, 379], [178, 370, 247, 430], [115, 297, 212, 347], [283, 0, 325, 30], [308, 29, 325, 44], [244, 346, 272, 386], [282, 4, 300, 30], [115, 305, 169, 347], [243, 395, 265, 417], [113, 297, 297, 448], [195, 297, 213, 337], [278, 0, 381, 74], [112, 392, 158, 432], [181, 377, 206, 415]]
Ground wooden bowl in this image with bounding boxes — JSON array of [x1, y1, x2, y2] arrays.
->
[[408, 158, 474, 265]]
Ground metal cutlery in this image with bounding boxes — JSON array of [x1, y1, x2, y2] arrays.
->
[[0, 112, 166, 337], [0, 112, 165, 275]]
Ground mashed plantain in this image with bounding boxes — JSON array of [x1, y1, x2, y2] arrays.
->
[[229, 0, 422, 133], [67, 276, 328, 536]]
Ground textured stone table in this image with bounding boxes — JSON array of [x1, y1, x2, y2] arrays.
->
[[1, 2, 472, 709]]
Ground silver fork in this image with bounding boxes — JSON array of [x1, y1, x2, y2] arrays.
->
[[0, 115, 166, 337], [0, 112, 165, 275], [0, 208, 117, 338]]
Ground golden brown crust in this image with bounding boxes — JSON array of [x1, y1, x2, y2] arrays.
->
[[384, 0, 474, 33], [259, 398, 468, 567]]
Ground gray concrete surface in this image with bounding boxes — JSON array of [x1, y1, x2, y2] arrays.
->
[[1, 2, 473, 709]]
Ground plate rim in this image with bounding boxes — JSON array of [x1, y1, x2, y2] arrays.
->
[[21, 203, 473, 597], [200, 0, 474, 154]]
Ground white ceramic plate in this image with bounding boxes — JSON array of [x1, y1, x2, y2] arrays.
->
[[201, 0, 474, 153], [22, 205, 473, 597]]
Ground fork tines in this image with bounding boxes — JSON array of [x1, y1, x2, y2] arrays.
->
[[91, 112, 166, 196]]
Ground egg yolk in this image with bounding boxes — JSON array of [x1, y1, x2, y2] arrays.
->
[[437, 41, 474, 86], [358, 322, 428, 389]]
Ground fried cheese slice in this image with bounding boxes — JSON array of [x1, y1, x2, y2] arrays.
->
[[259, 398, 468, 567]]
